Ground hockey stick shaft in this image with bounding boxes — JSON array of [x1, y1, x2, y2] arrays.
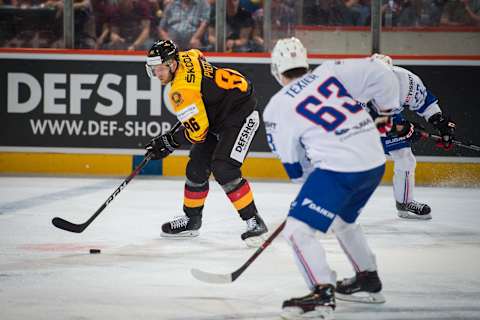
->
[[191, 220, 286, 284], [418, 130, 480, 152], [52, 121, 182, 233], [231, 220, 286, 281]]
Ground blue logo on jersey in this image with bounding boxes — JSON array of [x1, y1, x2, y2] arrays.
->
[[335, 128, 350, 135]]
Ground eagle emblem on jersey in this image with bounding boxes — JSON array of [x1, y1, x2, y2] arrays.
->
[[171, 91, 183, 106]]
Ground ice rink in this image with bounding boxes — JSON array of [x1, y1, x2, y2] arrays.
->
[[1, 175, 479, 320]]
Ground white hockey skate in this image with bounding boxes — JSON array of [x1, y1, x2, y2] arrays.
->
[[396, 201, 432, 220]]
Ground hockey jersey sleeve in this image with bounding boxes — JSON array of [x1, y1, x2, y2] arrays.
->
[[263, 98, 311, 183], [169, 88, 209, 143], [321, 58, 401, 115], [393, 67, 442, 121]]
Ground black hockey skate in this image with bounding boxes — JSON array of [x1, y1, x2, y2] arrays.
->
[[336, 271, 385, 304], [161, 215, 202, 237], [241, 214, 268, 248], [281, 284, 335, 320], [396, 200, 432, 220]]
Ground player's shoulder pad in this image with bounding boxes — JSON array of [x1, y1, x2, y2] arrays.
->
[[172, 50, 203, 91], [189, 49, 205, 59]]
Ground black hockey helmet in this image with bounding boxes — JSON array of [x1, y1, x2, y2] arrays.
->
[[145, 40, 179, 78]]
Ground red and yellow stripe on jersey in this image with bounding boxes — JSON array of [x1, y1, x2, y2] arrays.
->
[[168, 49, 209, 143], [227, 180, 254, 211]]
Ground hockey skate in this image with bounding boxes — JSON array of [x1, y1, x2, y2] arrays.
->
[[336, 271, 386, 304], [161, 215, 202, 237], [241, 214, 268, 248], [281, 284, 335, 320], [396, 201, 432, 220]]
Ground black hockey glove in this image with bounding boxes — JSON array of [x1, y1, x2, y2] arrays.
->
[[390, 121, 424, 143], [428, 113, 456, 150], [145, 132, 180, 160]]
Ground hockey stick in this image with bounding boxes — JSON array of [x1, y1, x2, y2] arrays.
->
[[191, 220, 286, 284], [52, 121, 182, 233], [417, 130, 480, 152]]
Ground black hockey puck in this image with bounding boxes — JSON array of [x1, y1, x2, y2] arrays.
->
[[89, 249, 101, 254]]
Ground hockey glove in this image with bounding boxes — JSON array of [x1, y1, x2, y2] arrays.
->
[[145, 132, 180, 160], [391, 121, 424, 143], [428, 113, 456, 150], [374, 116, 393, 135]]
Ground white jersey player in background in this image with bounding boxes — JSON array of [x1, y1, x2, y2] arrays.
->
[[263, 38, 400, 319], [367, 54, 456, 220]]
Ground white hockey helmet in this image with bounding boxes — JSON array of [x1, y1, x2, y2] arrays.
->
[[271, 37, 309, 85], [371, 53, 393, 66]]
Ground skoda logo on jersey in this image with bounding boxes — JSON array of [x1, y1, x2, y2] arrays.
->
[[301, 198, 335, 219]]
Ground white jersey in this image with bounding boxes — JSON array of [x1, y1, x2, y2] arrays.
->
[[392, 66, 441, 120], [325, 58, 401, 115], [264, 58, 395, 177]]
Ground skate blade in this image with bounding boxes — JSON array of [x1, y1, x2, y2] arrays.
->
[[397, 210, 432, 220], [161, 230, 199, 238], [281, 306, 334, 320], [336, 291, 386, 304], [243, 233, 268, 248]]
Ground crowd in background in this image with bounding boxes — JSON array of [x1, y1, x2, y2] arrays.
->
[[0, 0, 479, 50]]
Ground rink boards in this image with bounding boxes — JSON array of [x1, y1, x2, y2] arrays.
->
[[1, 152, 480, 187], [1, 50, 479, 186]]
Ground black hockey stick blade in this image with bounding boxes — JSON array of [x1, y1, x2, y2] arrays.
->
[[52, 217, 88, 233], [191, 220, 286, 284]]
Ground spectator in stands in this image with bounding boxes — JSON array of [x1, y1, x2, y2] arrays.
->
[[462, 0, 480, 24], [382, 0, 418, 26], [252, 0, 296, 47], [349, 0, 372, 26], [440, 0, 475, 25], [417, 0, 445, 26], [92, 0, 114, 49], [107, 0, 154, 50], [158, 0, 210, 50], [208, 0, 262, 52], [240, 0, 262, 14], [395, 0, 419, 26], [302, 0, 329, 25], [2, 0, 62, 48], [327, 0, 361, 25], [47, 0, 96, 48]]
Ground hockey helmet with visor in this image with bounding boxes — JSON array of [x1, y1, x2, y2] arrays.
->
[[145, 40, 179, 78]]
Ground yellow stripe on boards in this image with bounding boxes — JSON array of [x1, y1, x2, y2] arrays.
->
[[163, 155, 189, 176], [0, 152, 132, 176], [1, 152, 479, 187]]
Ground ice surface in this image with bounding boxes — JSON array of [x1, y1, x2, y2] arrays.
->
[[1, 176, 479, 320]]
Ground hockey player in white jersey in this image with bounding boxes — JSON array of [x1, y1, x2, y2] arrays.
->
[[264, 38, 400, 319], [369, 54, 456, 220]]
